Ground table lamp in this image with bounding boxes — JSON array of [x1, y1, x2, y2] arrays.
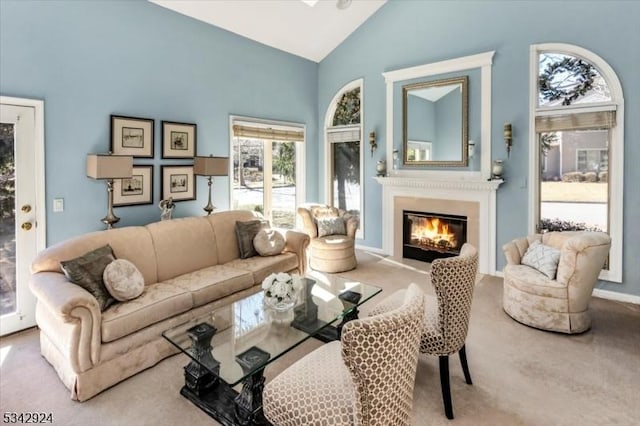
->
[[193, 155, 229, 215], [86, 153, 133, 229]]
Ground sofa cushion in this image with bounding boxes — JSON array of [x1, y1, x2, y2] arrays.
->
[[101, 282, 192, 342], [165, 264, 254, 308], [146, 217, 219, 282], [103, 259, 145, 302], [207, 210, 263, 264], [32, 226, 158, 285], [254, 229, 286, 256], [60, 245, 116, 311], [225, 252, 298, 284], [504, 264, 568, 299]]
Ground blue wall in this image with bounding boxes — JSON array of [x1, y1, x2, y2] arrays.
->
[[0, 0, 318, 245], [318, 0, 640, 296]]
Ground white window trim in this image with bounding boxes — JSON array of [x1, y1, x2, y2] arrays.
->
[[528, 43, 624, 283], [324, 78, 364, 239], [228, 115, 306, 223]]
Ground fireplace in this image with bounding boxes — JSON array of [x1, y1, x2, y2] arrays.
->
[[403, 210, 467, 263]]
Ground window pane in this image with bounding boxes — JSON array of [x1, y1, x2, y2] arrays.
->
[[538, 53, 611, 107], [332, 87, 361, 126], [539, 130, 608, 233], [271, 141, 296, 229], [0, 122, 16, 316], [233, 138, 264, 215], [332, 141, 360, 219]]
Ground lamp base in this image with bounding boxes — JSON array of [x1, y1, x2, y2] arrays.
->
[[203, 177, 215, 216], [103, 179, 120, 229], [101, 214, 120, 229]]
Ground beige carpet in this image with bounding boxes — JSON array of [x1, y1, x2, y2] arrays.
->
[[1, 250, 639, 425]]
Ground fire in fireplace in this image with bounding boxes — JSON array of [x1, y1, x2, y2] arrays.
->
[[403, 210, 467, 263]]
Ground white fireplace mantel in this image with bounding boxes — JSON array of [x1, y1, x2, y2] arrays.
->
[[374, 176, 503, 275]]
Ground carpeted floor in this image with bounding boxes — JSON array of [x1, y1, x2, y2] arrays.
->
[[1, 250, 639, 425]]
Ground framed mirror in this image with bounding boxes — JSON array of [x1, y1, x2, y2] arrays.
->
[[403, 76, 468, 166]]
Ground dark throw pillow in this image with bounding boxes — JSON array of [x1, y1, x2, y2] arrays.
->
[[60, 245, 117, 311], [235, 220, 266, 259]]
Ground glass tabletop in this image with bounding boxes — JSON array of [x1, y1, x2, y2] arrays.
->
[[162, 272, 381, 386]]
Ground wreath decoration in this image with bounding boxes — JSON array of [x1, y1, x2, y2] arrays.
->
[[538, 57, 596, 106]]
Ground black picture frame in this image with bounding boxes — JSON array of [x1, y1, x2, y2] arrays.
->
[[162, 121, 197, 159], [161, 165, 196, 202], [112, 165, 154, 207], [110, 115, 155, 158]]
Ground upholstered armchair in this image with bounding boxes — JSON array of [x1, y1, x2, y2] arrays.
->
[[263, 283, 425, 426], [502, 231, 611, 334], [370, 244, 479, 420], [297, 204, 359, 273]]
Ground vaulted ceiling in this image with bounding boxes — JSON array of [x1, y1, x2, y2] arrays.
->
[[150, 0, 387, 62]]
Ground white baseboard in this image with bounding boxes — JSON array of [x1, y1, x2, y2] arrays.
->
[[592, 289, 640, 305], [355, 244, 386, 255], [493, 270, 504, 278]]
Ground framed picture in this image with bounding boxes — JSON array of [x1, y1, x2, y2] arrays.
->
[[161, 165, 195, 202], [111, 115, 154, 158], [162, 121, 196, 159], [113, 165, 154, 207]]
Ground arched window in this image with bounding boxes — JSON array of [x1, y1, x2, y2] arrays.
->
[[529, 43, 624, 282], [324, 79, 363, 238]]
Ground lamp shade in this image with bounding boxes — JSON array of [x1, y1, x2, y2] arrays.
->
[[86, 154, 133, 179], [194, 156, 229, 176]]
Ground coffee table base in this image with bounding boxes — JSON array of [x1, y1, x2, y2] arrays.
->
[[180, 374, 272, 426]]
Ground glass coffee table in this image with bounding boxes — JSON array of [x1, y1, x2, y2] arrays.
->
[[162, 273, 381, 426]]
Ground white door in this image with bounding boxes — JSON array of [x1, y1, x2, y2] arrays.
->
[[0, 99, 45, 336]]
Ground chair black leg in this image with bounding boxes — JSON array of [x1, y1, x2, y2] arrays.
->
[[459, 344, 473, 385], [439, 355, 454, 420]]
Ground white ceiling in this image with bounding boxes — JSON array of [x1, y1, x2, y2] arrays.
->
[[411, 85, 460, 102], [150, 0, 387, 62]]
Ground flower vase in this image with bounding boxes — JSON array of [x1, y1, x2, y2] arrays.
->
[[264, 294, 296, 312]]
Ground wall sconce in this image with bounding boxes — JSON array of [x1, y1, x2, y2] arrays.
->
[[504, 123, 513, 157], [369, 131, 377, 157], [468, 140, 476, 158], [86, 153, 133, 229]]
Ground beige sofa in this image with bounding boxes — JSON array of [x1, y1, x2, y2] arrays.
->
[[29, 210, 309, 401]]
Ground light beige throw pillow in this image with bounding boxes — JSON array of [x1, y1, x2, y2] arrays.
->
[[253, 229, 286, 256], [103, 259, 145, 301]]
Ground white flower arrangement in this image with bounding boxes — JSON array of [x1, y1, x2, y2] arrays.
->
[[262, 272, 303, 303]]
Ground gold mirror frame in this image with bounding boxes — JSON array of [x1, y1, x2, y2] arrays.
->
[[402, 76, 469, 167]]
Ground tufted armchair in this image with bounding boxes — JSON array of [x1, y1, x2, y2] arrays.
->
[[370, 244, 479, 420], [263, 283, 425, 426], [297, 204, 359, 273], [502, 231, 611, 334]]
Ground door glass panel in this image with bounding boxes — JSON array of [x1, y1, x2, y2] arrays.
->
[[271, 141, 296, 229], [539, 129, 608, 233], [0, 123, 16, 316], [332, 141, 361, 220], [233, 138, 265, 214]]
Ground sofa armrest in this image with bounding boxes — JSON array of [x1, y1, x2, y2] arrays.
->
[[296, 207, 317, 238], [29, 272, 102, 371], [502, 237, 531, 265], [280, 229, 310, 274], [556, 232, 611, 293]]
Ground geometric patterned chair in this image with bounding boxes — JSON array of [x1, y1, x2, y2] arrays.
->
[[296, 204, 359, 273], [503, 231, 611, 334], [370, 243, 479, 420], [263, 283, 425, 426]]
